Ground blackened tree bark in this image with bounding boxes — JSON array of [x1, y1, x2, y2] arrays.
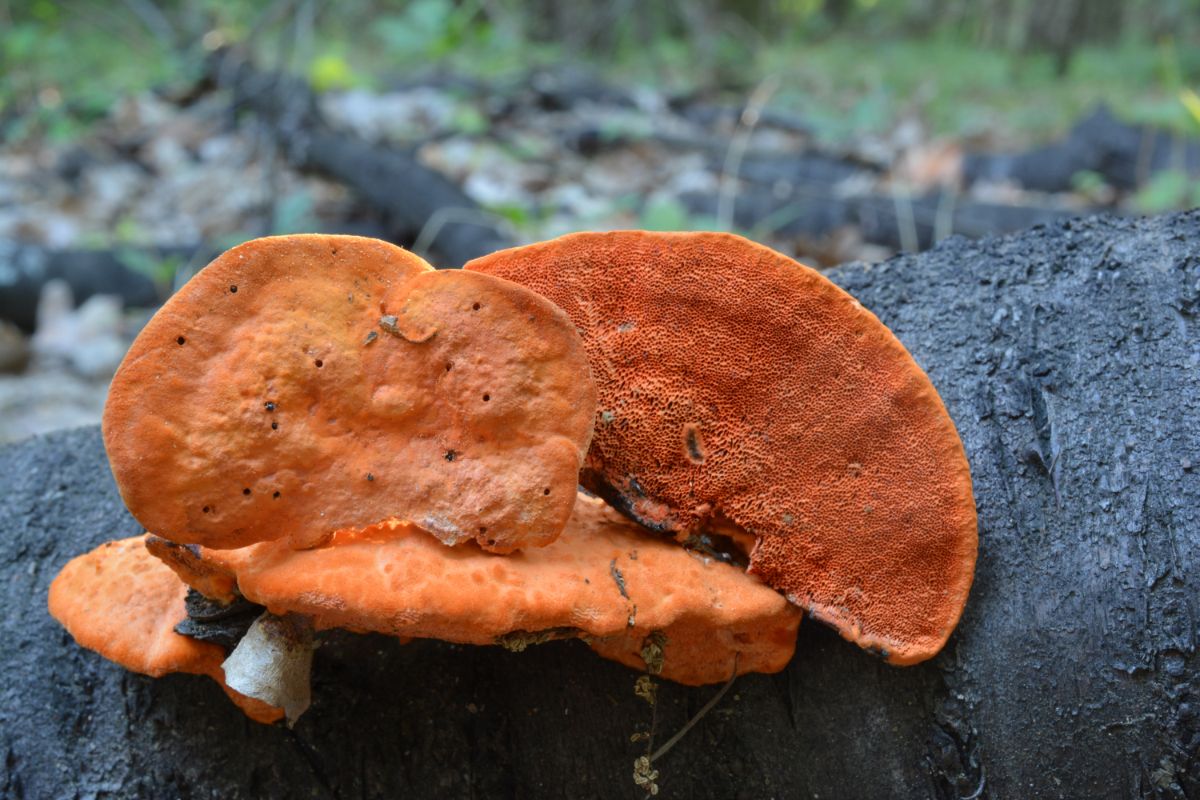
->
[[2, 211, 1197, 799]]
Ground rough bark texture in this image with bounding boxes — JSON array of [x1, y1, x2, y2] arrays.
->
[[2, 210, 1198, 799]]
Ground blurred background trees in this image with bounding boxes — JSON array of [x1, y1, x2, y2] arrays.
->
[[4, 0, 1200, 143], [1, 0, 1199, 443]]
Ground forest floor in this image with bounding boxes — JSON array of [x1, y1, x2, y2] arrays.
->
[[3, 19, 1200, 443]]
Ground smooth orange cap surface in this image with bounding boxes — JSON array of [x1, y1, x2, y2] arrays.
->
[[47, 537, 283, 724], [161, 494, 801, 685], [467, 231, 977, 665], [104, 234, 596, 552]]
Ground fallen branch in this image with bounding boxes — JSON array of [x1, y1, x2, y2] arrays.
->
[[0, 241, 191, 331], [6, 210, 1199, 797], [209, 48, 511, 268], [964, 104, 1200, 193]]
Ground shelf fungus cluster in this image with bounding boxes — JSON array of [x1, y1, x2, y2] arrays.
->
[[49, 231, 977, 725]]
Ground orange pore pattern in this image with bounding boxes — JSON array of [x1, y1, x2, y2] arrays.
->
[[468, 231, 977, 665]]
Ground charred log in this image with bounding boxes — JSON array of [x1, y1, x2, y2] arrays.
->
[[3, 210, 1198, 798]]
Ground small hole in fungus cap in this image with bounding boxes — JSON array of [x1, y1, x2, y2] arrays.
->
[[273, 491, 280, 499], [445, 362, 453, 371], [472, 302, 481, 311], [202, 506, 211, 513], [482, 394, 490, 402], [176, 336, 186, 345], [543, 487, 550, 495], [242, 488, 251, 496], [314, 359, 323, 368], [229, 285, 238, 293], [271, 421, 278, 430]]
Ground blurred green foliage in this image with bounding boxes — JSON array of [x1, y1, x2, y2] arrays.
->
[[4, 0, 1199, 144], [1133, 171, 1200, 214], [1, 0, 188, 142], [116, 247, 184, 290]]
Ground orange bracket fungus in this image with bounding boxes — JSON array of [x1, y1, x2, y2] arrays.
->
[[102, 234, 597, 553], [153, 493, 800, 688], [48, 538, 284, 725], [468, 230, 978, 665], [55, 495, 799, 724], [48, 228, 974, 732]]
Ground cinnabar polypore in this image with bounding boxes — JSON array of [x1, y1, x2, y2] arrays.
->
[[468, 230, 977, 665], [152, 493, 802, 687], [103, 234, 597, 553], [47, 537, 283, 724]]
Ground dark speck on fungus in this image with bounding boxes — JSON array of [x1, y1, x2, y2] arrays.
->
[[229, 285, 238, 294], [264, 402, 276, 412], [176, 336, 186, 346], [445, 450, 457, 462], [378, 315, 399, 335], [683, 423, 706, 464], [609, 559, 629, 599]]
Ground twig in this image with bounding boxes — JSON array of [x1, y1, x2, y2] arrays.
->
[[960, 768, 986, 800], [716, 75, 781, 232], [290, 0, 316, 75], [933, 188, 957, 244], [66, 2, 151, 52], [890, 181, 919, 253], [650, 658, 738, 763], [247, 0, 297, 44], [120, 0, 177, 49], [644, 678, 660, 755], [412, 207, 514, 262]]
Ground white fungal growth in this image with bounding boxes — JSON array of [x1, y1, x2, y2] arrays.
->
[[222, 612, 314, 726]]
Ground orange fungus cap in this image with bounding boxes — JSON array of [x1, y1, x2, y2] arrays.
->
[[103, 235, 596, 553], [157, 494, 801, 685], [467, 231, 977, 665], [47, 536, 283, 724]]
